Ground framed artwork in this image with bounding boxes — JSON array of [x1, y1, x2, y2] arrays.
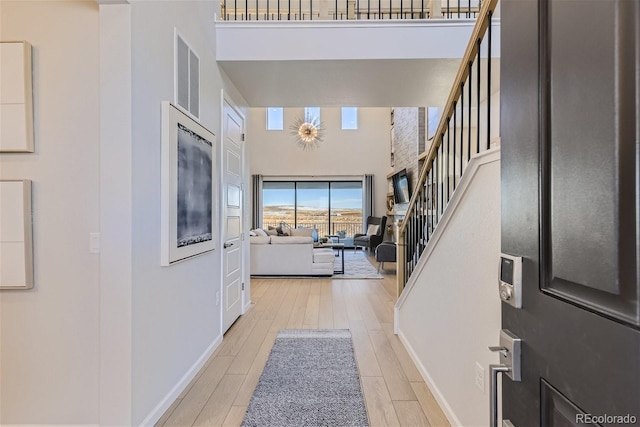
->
[[0, 180, 34, 289], [0, 41, 34, 152], [161, 102, 215, 265]]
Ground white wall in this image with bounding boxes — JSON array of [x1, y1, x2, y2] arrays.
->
[[99, 3, 133, 424], [396, 149, 501, 426], [248, 107, 390, 221], [129, 2, 247, 425], [0, 1, 101, 424], [216, 20, 476, 61], [1, 1, 249, 425]]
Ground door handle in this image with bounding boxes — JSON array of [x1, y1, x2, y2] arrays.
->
[[224, 242, 233, 248], [490, 364, 511, 427], [488, 330, 522, 427]]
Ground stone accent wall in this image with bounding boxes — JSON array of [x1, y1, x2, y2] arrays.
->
[[391, 107, 426, 210]]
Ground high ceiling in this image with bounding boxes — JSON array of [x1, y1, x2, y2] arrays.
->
[[218, 57, 463, 107], [213, 19, 500, 108]]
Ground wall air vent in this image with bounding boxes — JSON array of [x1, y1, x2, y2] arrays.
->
[[175, 31, 199, 119]]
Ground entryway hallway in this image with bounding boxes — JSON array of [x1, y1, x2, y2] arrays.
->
[[156, 263, 450, 426]]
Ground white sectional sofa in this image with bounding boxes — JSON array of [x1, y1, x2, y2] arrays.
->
[[250, 235, 335, 276]]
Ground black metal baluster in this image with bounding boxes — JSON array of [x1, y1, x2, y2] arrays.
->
[[419, 186, 424, 253], [431, 159, 435, 231], [234, 0, 237, 20], [460, 81, 464, 184], [245, 0, 248, 20], [476, 39, 481, 155], [334, 0, 337, 19], [487, 11, 492, 150], [453, 99, 457, 191], [446, 0, 449, 18], [446, 121, 450, 202], [439, 141, 443, 217], [468, 61, 472, 162], [426, 170, 430, 241], [422, 187, 426, 251], [414, 210, 418, 268]]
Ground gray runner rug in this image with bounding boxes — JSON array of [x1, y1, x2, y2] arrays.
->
[[241, 329, 370, 427]]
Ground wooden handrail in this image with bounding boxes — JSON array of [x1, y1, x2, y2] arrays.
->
[[398, 0, 497, 236], [396, 0, 497, 296]]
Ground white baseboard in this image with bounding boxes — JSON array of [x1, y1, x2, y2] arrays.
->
[[243, 300, 252, 314], [139, 334, 223, 426], [2, 425, 98, 427], [397, 330, 462, 427]]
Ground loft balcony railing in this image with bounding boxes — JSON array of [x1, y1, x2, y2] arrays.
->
[[220, 0, 480, 21], [396, 0, 498, 296]]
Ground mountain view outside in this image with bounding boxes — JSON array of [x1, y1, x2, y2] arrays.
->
[[262, 181, 363, 238]]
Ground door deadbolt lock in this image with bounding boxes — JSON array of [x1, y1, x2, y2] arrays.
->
[[499, 253, 522, 308]]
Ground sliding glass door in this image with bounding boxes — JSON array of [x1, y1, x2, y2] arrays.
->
[[295, 182, 330, 234], [262, 180, 363, 238]]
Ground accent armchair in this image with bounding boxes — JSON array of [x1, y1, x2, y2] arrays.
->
[[353, 216, 387, 252], [375, 241, 397, 273]]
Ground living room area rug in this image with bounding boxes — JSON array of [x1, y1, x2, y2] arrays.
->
[[335, 250, 383, 279], [241, 329, 369, 427]]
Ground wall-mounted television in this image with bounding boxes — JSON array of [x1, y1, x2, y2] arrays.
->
[[392, 169, 411, 204]]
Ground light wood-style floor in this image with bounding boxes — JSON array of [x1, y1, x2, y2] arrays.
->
[[156, 258, 450, 427]]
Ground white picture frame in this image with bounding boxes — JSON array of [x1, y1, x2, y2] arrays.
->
[[0, 41, 34, 153], [0, 180, 34, 289], [161, 102, 215, 266]]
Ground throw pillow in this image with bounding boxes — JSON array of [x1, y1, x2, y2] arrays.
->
[[290, 228, 313, 238], [366, 224, 379, 236], [254, 228, 268, 237], [275, 226, 290, 236], [266, 227, 278, 236]]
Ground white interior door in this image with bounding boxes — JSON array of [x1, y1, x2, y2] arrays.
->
[[222, 100, 244, 332]]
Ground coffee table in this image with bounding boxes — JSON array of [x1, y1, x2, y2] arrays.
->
[[314, 242, 345, 274]]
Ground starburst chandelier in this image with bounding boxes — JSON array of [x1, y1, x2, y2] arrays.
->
[[289, 115, 324, 150]]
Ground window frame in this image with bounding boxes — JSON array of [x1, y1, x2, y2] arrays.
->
[[266, 107, 284, 131], [341, 107, 358, 130]]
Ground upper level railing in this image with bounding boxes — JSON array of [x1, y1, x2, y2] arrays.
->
[[221, 0, 480, 21], [396, 0, 498, 296]]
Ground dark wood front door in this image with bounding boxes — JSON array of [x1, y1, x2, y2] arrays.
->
[[501, 0, 639, 425]]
